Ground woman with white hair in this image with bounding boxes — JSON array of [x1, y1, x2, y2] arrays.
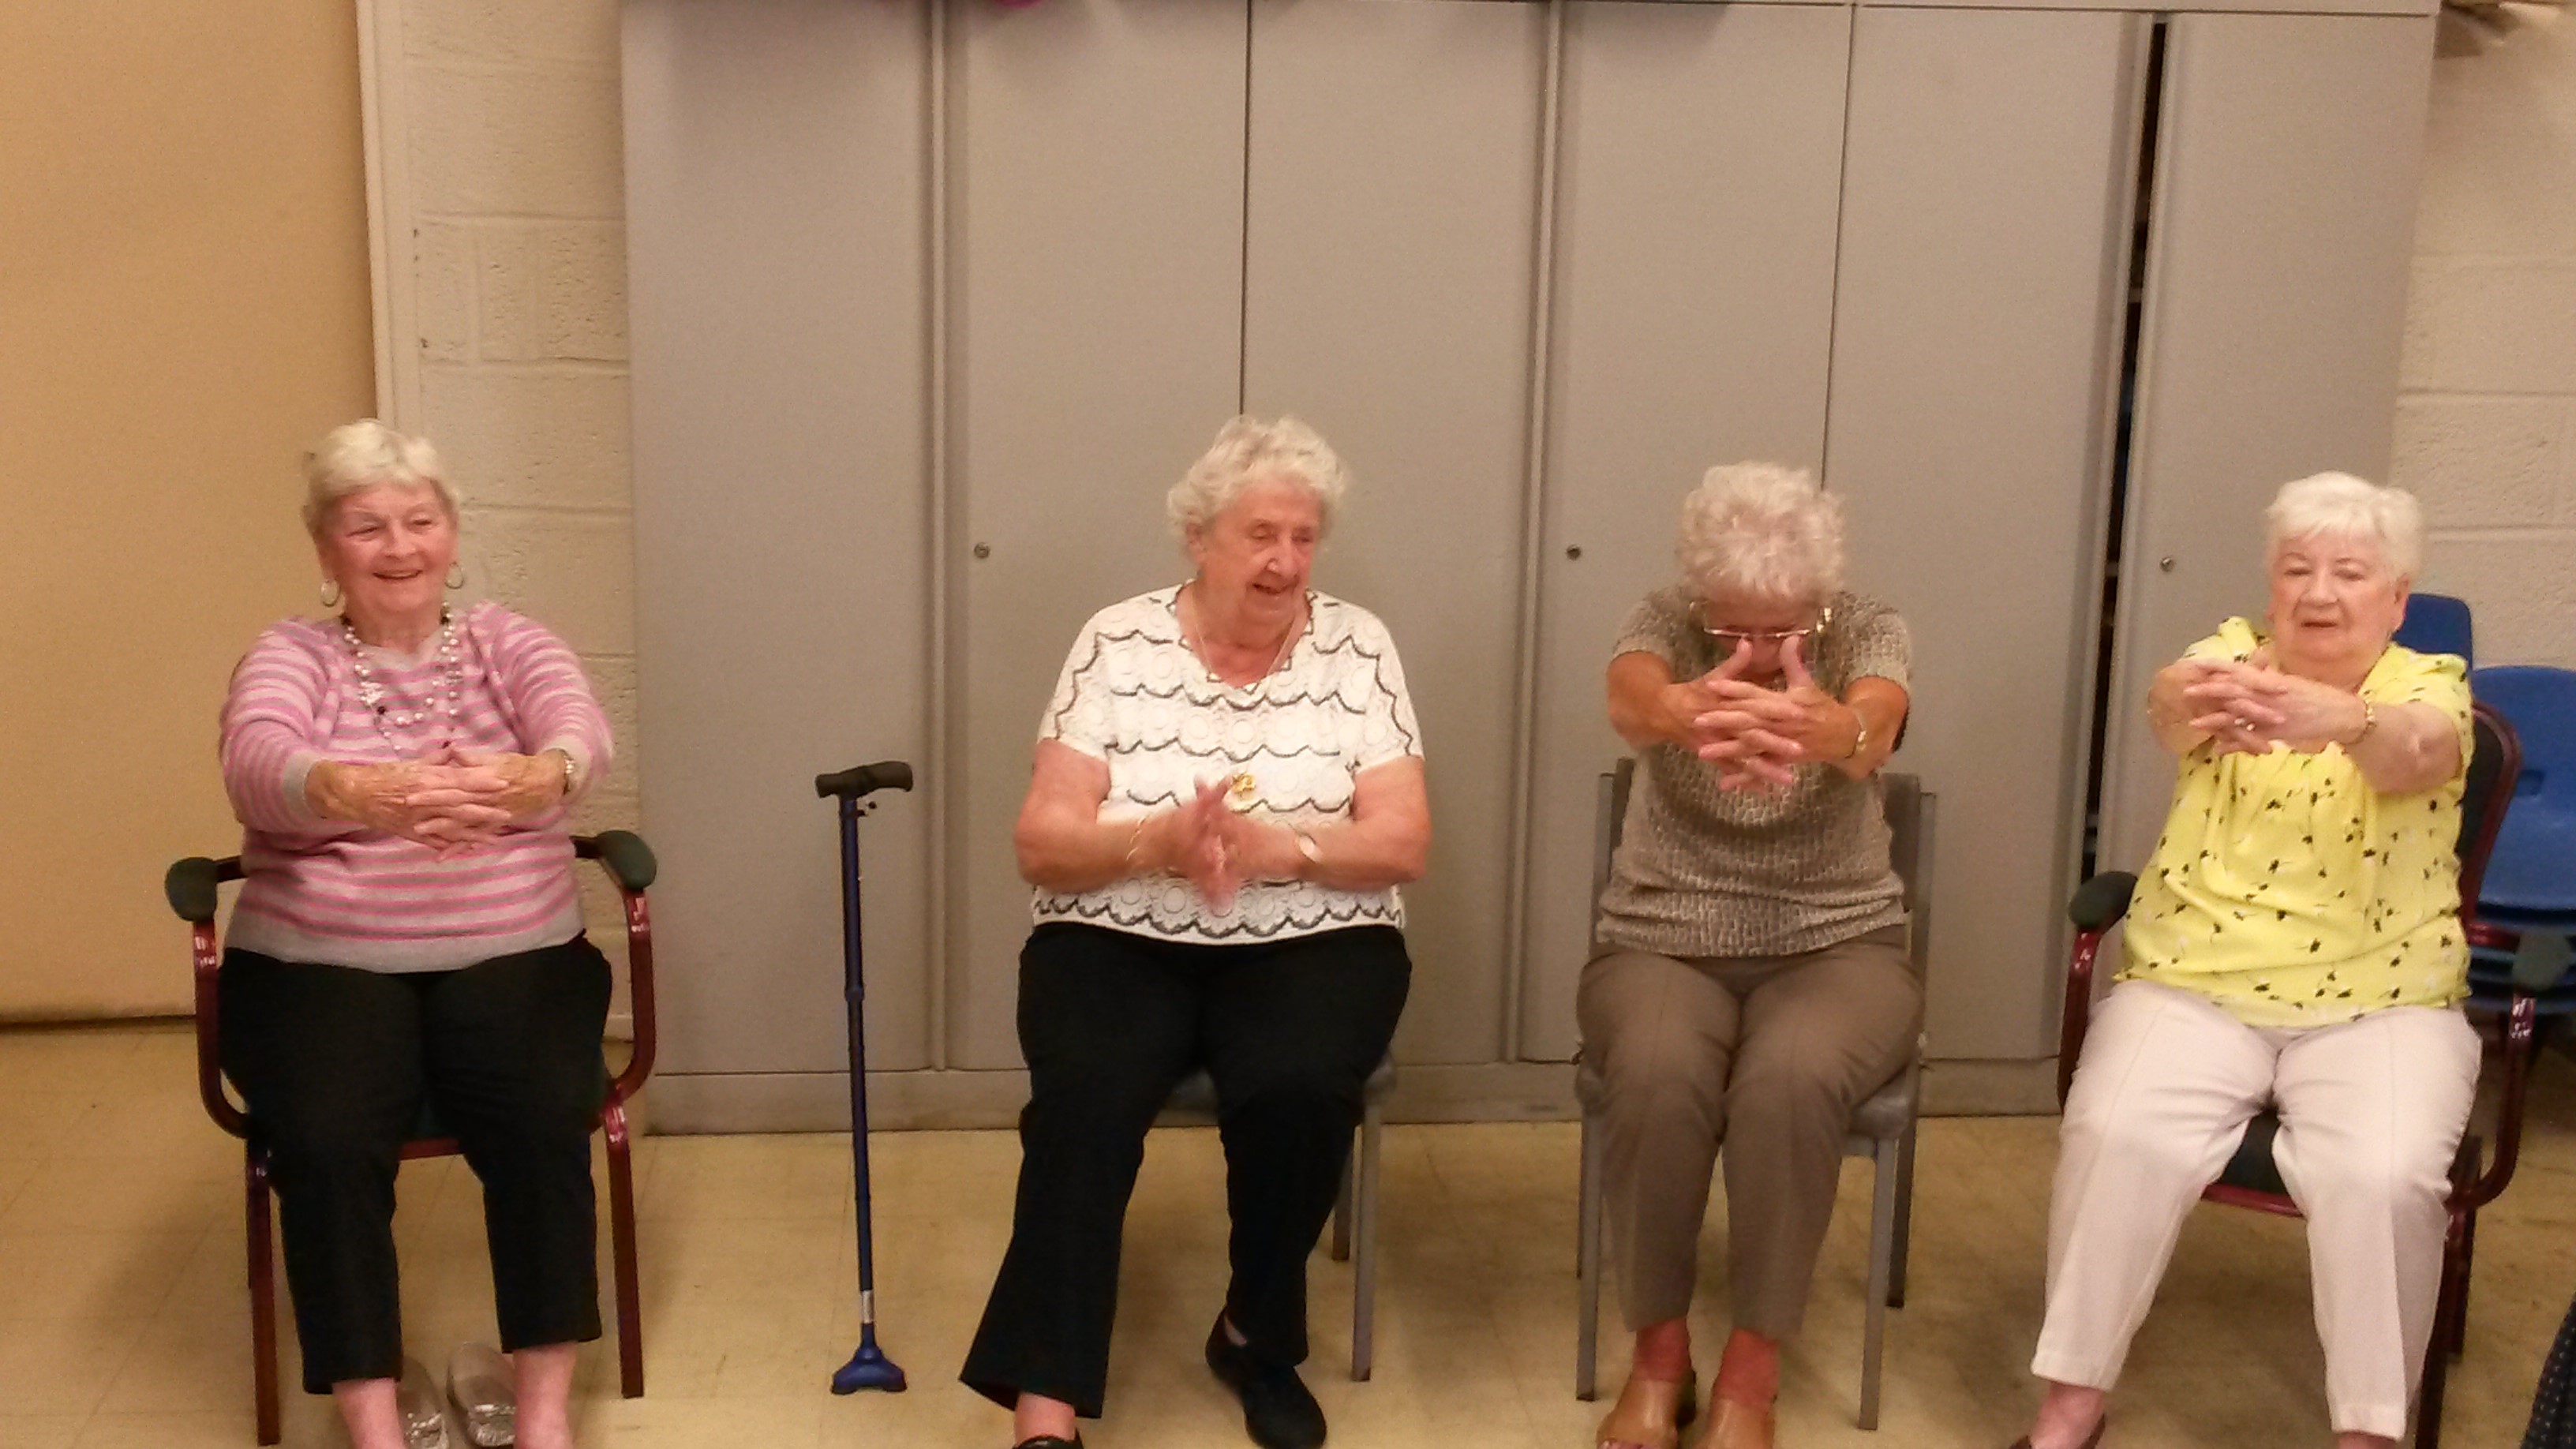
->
[[2009, 474, 2473, 1449], [961, 416, 1430, 1449], [1586, 462, 1915, 1449], [215, 421, 614, 1449]]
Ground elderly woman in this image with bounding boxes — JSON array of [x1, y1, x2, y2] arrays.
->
[[2009, 474, 2475, 1449], [960, 417, 1429, 1449], [218, 421, 612, 1449], [1584, 462, 1915, 1449]]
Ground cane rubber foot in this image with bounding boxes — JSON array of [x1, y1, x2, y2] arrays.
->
[[830, 1344, 908, 1395]]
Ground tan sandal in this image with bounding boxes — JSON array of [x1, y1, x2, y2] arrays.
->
[[1596, 1370, 1698, 1449], [1689, 1397, 1773, 1449]]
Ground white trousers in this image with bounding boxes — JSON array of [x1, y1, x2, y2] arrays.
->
[[2032, 979, 2480, 1440]]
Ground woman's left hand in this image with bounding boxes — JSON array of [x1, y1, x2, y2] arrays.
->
[[403, 745, 569, 839]]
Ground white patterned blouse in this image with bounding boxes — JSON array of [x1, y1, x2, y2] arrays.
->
[[1031, 586, 1424, 944]]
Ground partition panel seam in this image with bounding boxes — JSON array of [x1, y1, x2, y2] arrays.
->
[[926, 0, 957, 1072], [1502, 0, 1570, 1065], [1813, 5, 1862, 481]]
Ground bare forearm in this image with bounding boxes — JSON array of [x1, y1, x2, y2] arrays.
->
[[1296, 813, 1427, 891], [1018, 808, 1159, 893], [2147, 663, 2214, 755], [2349, 701, 2458, 795], [1608, 653, 1690, 751]]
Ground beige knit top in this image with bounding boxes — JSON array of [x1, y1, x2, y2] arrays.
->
[[1595, 587, 1912, 960]]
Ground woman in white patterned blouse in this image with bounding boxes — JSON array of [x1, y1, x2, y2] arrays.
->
[[962, 416, 1431, 1449]]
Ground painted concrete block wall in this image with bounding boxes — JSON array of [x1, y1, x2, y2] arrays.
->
[[2402, 9, 2576, 665], [391, 0, 641, 988]]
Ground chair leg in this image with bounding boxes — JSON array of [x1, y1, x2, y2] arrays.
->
[[247, 1150, 282, 1447], [1331, 1144, 1354, 1264], [1889, 1114, 1919, 1310], [604, 1103, 646, 1399], [2451, 1206, 2477, 1361], [1859, 1134, 1900, 1432], [2417, 1226, 2466, 1449], [1350, 1103, 1380, 1383], [1576, 1106, 1604, 1402]]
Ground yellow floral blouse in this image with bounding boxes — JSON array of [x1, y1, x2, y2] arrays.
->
[[2118, 617, 2474, 1027]]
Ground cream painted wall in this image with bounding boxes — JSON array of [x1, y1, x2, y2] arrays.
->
[[2403, 6, 2576, 661], [0, 5, 375, 1017]]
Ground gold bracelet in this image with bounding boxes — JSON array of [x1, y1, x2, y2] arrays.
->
[[558, 751, 578, 800], [2347, 698, 2378, 750], [1122, 817, 1149, 874]]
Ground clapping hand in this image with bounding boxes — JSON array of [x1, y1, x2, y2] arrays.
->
[[1163, 778, 1243, 909]]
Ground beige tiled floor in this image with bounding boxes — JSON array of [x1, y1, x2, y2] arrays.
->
[[3, 1022, 2570, 1449]]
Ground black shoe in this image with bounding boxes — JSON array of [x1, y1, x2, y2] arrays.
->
[[1011, 1436, 1083, 1449], [1204, 1319, 1327, 1449]]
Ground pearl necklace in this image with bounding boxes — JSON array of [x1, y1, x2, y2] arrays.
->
[[342, 607, 465, 749]]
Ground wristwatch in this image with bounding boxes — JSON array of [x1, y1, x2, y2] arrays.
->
[[1846, 718, 1870, 762], [1292, 827, 1324, 873]]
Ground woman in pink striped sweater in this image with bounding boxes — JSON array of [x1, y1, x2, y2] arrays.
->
[[217, 420, 613, 1449]]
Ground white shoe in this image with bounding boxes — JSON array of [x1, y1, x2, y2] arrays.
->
[[446, 1343, 516, 1448], [396, 1357, 453, 1449]]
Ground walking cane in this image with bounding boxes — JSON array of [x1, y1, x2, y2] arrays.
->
[[814, 761, 915, 1395]]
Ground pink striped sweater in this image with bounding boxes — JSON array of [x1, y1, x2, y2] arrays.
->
[[219, 602, 612, 972]]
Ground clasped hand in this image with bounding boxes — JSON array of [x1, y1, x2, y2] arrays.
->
[[2173, 647, 2364, 755], [1668, 637, 1850, 792], [328, 743, 566, 856], [1144, 780, 1302, 909]]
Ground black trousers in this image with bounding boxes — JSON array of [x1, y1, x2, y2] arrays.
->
[[218, 937, 612, 1394], [961, 922, 1411, 1418]]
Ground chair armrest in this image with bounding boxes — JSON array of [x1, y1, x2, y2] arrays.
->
[[170, 856, 249, 1138], [165, 856, 241, 923], [2456, 992, 2539, 1212], [2057, 872, 2137, 1106], [578, 833, 660, 1106], [2068, 871, 2137, 933], [576, 831, 657, 893]]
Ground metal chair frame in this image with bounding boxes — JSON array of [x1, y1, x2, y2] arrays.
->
[[1155, 1056, 1393, 1381], [164, 832, 661, 1445], [2054, 702, 2530, 1449], [1574, 762, 1935, 1430]]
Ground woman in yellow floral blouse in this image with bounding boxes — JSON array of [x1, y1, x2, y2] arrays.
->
[[2008, 474, 2476, 1449]]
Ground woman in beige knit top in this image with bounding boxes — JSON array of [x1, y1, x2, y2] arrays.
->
[[1585, 462, 1916, 1449]]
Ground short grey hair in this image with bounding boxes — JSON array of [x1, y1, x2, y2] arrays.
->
[[1166, 415, 1350, 541], [2265, 471, 2421, 579], [301, 419, 457, 535], [1676, 462, 1845, 605]]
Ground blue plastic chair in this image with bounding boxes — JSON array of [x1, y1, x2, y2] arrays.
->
[[2399, 592, 2476, 665], [2471, 667, 2576, 918]]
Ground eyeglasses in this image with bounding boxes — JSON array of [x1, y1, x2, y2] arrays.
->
[[1690, 599, 1833, 652]]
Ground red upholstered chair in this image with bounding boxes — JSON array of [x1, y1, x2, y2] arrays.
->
[[2055, 702, 2531, 1449], [163, 831, 659, 1445]]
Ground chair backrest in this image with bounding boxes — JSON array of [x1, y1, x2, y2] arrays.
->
[[2471, 666, 2575, 810], [2459, 700, 2521, 917], [1592, 758, 1934, 980], [2395, 590, 2474, 667]]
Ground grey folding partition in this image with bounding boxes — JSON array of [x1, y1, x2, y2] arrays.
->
[[621, 0, 2436, 1130]]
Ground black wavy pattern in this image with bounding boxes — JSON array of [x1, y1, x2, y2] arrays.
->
[[1035, 890, 1401, 940], [1045, 593, 1419, 754]]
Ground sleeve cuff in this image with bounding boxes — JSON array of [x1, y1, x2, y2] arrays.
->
[[280, 750, 327, 825], [540, 738, 599, 799]]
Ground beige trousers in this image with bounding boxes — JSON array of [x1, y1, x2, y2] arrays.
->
[[1577, 927, 1919, 1339], [2035, 979, 2480, 1440]]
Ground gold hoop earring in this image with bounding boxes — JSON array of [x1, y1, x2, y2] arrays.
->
[[320, 580, 342, 608], [446, 563, 466, 590]]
